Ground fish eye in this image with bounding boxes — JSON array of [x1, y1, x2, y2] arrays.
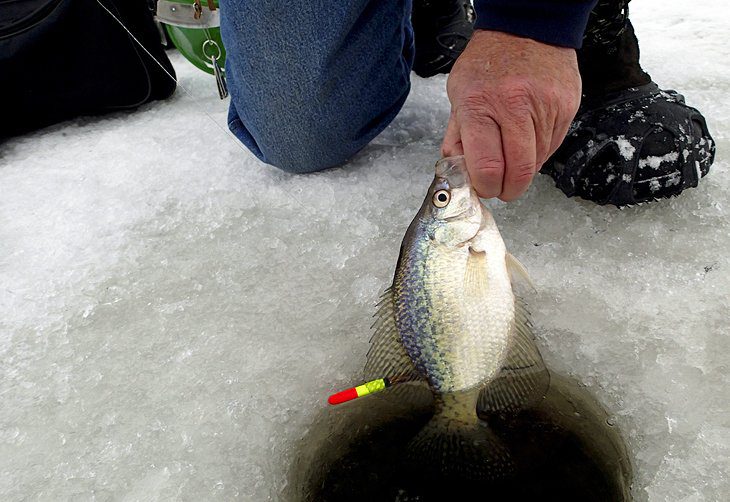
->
[[432, 189, 450, 208]]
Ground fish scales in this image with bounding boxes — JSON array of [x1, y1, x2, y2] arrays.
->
[[333, 155, 550, 478], [394, 162, 515, 394]]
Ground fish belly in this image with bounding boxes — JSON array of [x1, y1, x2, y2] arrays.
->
[[397, 246, 514, 393]]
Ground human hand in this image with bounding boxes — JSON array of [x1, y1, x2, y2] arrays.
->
[[442, 30, 582, 200]]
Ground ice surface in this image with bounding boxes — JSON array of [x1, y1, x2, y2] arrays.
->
[[1, 0, 729, 500]]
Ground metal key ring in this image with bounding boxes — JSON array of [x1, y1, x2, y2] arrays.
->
[[202, 39, 222, 60]]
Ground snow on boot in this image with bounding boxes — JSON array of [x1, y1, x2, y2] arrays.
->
[[411, 0, 475, 78], [541, 0, 716, 206]]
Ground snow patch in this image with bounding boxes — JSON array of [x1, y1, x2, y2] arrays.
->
[[638, 152, 680, 169], [615, 136, 636, 161]]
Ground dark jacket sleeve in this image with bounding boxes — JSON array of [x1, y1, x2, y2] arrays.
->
[[472, 0, 599, 48]]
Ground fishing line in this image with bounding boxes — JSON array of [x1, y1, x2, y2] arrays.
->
[[94, 0, 311, 211]]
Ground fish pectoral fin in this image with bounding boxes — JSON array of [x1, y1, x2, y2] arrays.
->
[[506, 252, 536, 292], [365, 287, 421, 383], [477, 296, 550, 415], [465, 247, 488, 297]]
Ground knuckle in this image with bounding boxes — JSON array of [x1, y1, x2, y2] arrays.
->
[[458, 95, 499, 123], [473, 155, 505, 173], [514, 160, 537, 173], [562, 88, 581, 115], [560, 93, 578, 114], [510, 162, 536, 183], [567, 94, 580, 113], [499, 82, 533, 113], [544, 86, 565, 114]]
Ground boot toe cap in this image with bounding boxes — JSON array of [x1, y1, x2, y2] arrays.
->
[[542, 84, 716, 206]]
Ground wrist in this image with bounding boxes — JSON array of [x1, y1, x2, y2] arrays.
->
[[468, 29, 578, 56]]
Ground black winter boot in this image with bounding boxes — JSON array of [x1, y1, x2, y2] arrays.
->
[[411, 0, 475, 77], [542, 0, 716, 206]]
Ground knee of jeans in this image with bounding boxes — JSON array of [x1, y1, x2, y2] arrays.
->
[[227, 62, 409, 173], [253, 116, 366, 175]]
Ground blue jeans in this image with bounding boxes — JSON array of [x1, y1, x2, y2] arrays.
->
[[219, 0, 414, 173]]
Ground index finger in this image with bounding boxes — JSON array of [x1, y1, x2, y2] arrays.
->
[[459, 113, 505, 199], [441, 112, 464, 157], [499, 115, 537, 201]]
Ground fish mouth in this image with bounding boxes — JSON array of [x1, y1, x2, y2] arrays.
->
[[435, 155, 470, 188]]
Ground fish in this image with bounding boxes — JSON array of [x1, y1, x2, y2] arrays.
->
[[333, 155, 550, 478]]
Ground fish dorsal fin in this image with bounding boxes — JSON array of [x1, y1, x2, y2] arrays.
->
[[477, 296, 550, 414], [464, 248, 488, 297], [363, 287, 431, 407], [364, 287, 420, 382], [506, 252, 536, 292]]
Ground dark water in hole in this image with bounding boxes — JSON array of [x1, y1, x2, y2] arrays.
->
[[286, 373, 632, 501]]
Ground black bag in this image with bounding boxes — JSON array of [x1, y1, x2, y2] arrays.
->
[[1, 0, 176, 137]]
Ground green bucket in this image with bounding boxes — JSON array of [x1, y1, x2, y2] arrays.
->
[[156, 0, 226, 75]]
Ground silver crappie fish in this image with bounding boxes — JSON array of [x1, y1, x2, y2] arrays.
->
[[362, 155, 549, 475]]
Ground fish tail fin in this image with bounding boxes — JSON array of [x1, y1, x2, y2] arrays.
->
[[406, 392, 513, 481]]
